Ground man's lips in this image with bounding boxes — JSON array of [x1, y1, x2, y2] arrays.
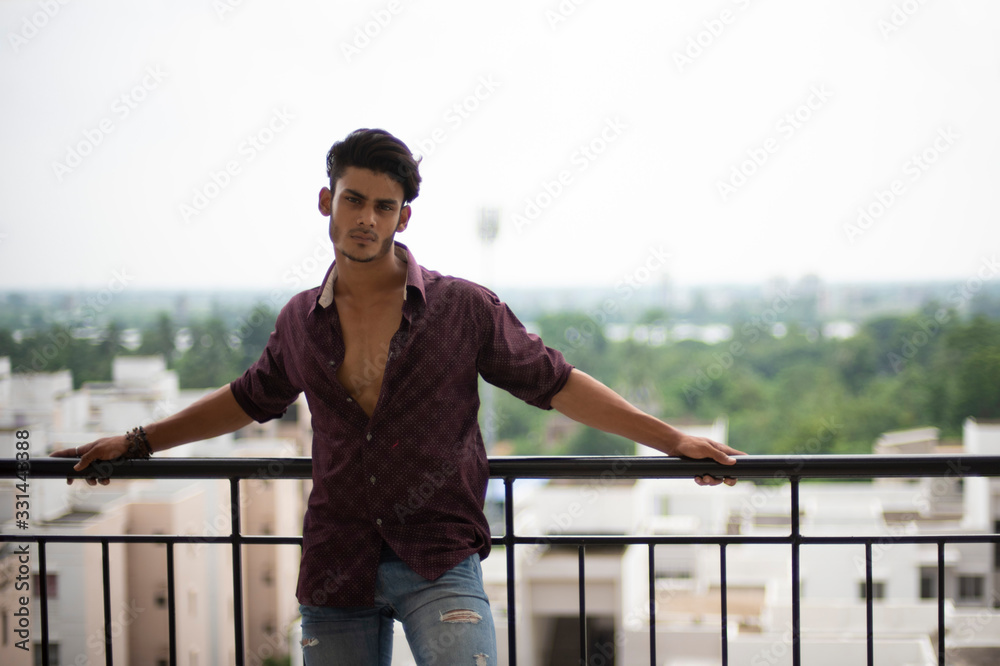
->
[[350, 232, 376, 242]]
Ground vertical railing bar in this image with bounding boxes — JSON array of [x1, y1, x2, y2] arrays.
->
[[720, 543, 728, 666], [38, 539, 50, 666], [579, 545, 587, 665], [648, 543, 656, 666], [102, 539, 114, 666], [938, 541, 946, 666], [230, 478, 245, 666], [167, 541, 177, 666], [791, 477, 801, 666], [505, 476, 517, 666], [865, 541, 874, 666]]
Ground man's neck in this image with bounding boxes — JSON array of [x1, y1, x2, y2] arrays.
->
[[333, 244, 407, 301]]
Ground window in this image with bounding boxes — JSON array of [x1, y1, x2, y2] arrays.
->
[[994, 521, 1000, 568], [33, 642, 59, 666], [858, 580, 886, 601], [920, 568, 937, 600], [31, 574, 58, 599], [655, 569, 691, 580], [958, 576, 984, 602]]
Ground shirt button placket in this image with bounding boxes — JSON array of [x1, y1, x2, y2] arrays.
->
[[366, 432, 378, 525]]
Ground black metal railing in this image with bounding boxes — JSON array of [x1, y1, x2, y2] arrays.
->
[[3, 454, 1000, 665]]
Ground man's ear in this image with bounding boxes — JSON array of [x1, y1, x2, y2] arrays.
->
[[318, 187, 332, 216], [396, 204, 411, 232]]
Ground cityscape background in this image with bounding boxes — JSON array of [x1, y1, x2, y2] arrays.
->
[[3, 0, 1000, 664]]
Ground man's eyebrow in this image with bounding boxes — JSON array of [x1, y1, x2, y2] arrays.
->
[[342, 188, 400, 206]]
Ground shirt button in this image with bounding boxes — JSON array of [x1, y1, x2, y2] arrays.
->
[[376, 518, 382, 526], [366, 433, 372, 441], [370, 476, 376, 484], [346, 397, 352, 403]]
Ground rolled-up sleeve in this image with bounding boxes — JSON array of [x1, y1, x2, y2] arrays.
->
[[473, 287, 574, 410], [230, 306, 302, 422]]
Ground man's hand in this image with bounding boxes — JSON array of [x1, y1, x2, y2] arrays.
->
[[48, 385, 254, 487], [50, 436, 129, 486], [668, 433, 746, 487]]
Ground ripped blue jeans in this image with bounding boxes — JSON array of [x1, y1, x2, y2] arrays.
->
[[299, 543, 496, 665]]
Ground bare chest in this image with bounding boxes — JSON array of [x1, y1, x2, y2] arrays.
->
[[335, 296, 404, 416]]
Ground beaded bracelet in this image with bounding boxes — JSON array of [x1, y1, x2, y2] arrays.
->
[[124, 426, 153, 460]]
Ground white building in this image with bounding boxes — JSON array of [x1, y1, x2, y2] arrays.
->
[[0, 356, 307, 666], [5, 356, 1000, 664], [483, 419, 1000, 665]]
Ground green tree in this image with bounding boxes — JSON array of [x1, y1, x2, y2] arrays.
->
[[564, 424, 634, 456], [175, 317, 243, 389], [138, 312, 177, 365], [235, 304, 278, 371], [951, 348, 1000, 424]]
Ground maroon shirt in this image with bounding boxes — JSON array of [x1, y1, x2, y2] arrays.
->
[[230, 243, 574, 606]]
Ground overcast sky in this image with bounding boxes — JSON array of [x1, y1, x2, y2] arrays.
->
[[1, 0, 998, 295]]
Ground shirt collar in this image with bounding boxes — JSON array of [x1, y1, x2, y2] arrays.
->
[[315, 241, 425, 311]]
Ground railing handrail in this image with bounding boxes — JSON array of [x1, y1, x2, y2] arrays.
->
[[3, 453, 1000, 480], [4, 453, 1000, 666]]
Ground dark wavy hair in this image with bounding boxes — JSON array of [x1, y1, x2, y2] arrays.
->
[[326, 128, 422, 204]]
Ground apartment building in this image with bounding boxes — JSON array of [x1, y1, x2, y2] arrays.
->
[[0, 356, 307, 666], [4, 356, 1000, 664], [488, 419, 1000, 665]]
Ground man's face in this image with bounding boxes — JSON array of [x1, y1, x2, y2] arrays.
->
[[319, 166, 410, 264]]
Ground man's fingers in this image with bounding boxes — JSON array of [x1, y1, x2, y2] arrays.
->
[[73, 453, 92, 472], [696, 474, 738, 486], [713, 451, 737, 465]]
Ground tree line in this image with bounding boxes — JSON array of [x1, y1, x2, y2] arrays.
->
[[2, 303, 999, 457], [494, 305, 1000, 456], [0, 306, 276, 391]]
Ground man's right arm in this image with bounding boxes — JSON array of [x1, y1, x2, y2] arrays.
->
[[50, 384, 253, 484]]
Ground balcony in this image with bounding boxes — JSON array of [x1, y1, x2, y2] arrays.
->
[[3, 454, 1000, 665]]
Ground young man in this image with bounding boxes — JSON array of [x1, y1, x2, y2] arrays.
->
[[54, 128, 744, 664]]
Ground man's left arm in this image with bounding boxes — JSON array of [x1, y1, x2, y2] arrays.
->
[[550, 368, 746, 486]]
